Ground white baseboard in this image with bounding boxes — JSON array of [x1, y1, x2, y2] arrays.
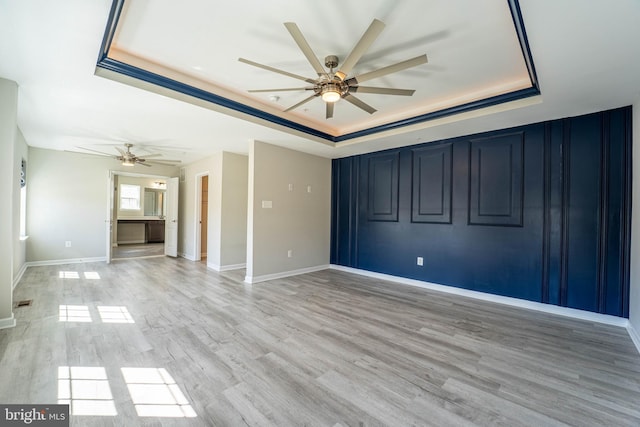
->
[[179, 252, 197, 261], [245, 264, 329, 284], [330, 265, 630, 328], [13, 263, 28, 290], [0, 314, 16, 330], [27, 257, 107, 267], [628, 324, 640, 355], [208, 262, 246, 272]]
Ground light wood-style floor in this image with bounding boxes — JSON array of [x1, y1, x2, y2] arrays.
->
[[112, 243, 165, 259], [1, 258, 639, 426]]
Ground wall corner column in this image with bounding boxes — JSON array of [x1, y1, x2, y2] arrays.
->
[[0, 78, 18, 329]]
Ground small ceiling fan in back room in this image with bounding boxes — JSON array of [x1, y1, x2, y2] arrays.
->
[[239, 18, 428, 119], [76, 143, 182, 167]]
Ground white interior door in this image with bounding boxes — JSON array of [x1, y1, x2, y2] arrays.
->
[[106, 172, 114, 263], [164, 177, 179, 257]]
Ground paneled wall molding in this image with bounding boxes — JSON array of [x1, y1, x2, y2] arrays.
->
[[411, 143, 453, 224], [559, 118, 571, 307], [468, 132, 524, 227], [541, 123, 552, 304], [332, 106, 632, 317], [366, 152, 400, 222], [597, 112, 611, 314]]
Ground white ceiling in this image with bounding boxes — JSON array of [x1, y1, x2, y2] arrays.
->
[[1, 0, 640, 166]]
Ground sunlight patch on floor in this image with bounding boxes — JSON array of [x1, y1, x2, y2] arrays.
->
[[59, 271, 80, 279], [121, 368, 197, 418], [97, 306, 135, 323], [59, 305, 92, 323], [57, 366, 117, 416]]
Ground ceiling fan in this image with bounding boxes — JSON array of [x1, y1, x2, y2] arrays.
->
[[239, 19, 428, 119], [77, 143, 181, 167]]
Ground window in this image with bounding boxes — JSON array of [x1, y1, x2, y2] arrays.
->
[[120, 184, 141, 210]]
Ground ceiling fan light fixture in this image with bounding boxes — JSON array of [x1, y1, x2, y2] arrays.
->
[[321, 83, 341, 103], [122, 158, 135, 166]]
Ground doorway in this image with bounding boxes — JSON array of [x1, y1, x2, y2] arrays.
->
[[195, 173, 208, 262], [107, 171, 178, 262]]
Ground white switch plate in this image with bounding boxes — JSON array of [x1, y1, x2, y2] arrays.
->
[[261, 200, 273, 209], [288, 183, 294, 191], [417, 256, 423, 266], [307, 185, 312, 193], [65, 241, 72, 248], [287, 249, 293, 258]]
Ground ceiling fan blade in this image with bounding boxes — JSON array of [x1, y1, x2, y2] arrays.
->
[[75, 146, 116, 157], [326, 102, 334, 119], [349, 86, 415, 96], [284, 22, 327, 77], [335, 19, 386, 81], [248, 87, 313, 93], [284, 94, 318, 112], [239, 58, 316, 84], [145, 158, 181, 163], [346, 54, 428, 85], [344, 94, 377, 115], [136, 153, 163, 159], [114, 146, 126, 156], [136, 161, 152, 167]]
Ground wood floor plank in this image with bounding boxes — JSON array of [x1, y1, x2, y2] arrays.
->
[[1, 258, 639, 426]]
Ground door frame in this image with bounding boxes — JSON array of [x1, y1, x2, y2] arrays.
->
[[194, 172, 209, 262]]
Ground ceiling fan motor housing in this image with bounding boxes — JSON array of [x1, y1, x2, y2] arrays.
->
[[324, 55, 339, 70]]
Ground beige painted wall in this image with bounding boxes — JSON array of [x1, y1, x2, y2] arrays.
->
[[13, 129, 28, 285], [0, 78, 18, 327], [178, 154, 217, 261], [27, 148, 178, 263], [220, 152, 248, 268], [246, 140, 330, 282], [178, 152, 248, 270]]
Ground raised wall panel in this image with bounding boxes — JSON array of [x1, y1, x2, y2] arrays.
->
[[330, 107, 631, 317], [564, 114, 601, 312], [411, 143, 452, 223], [331, 158, 359, 267], [469, 132, 524, 226], [366, 152, 399, 222]]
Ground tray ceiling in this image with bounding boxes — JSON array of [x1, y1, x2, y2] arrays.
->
[[100, 0, 538, 143]]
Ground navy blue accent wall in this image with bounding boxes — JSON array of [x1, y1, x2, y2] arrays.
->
[[330, 106, 632, 317]]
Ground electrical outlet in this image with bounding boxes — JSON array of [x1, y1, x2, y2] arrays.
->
[[287, 249, 293, 258], [417, 256, 423, 266], [288, 183, 294, 191], [65, 241, 72, 248]]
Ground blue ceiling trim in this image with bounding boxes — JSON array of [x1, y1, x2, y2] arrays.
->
[[508, 0, 540, 89], [96, 57, 335, 142], [97, 0, 540, 145], [334, 87, 540, 143], [97, 0, 124, 63]]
